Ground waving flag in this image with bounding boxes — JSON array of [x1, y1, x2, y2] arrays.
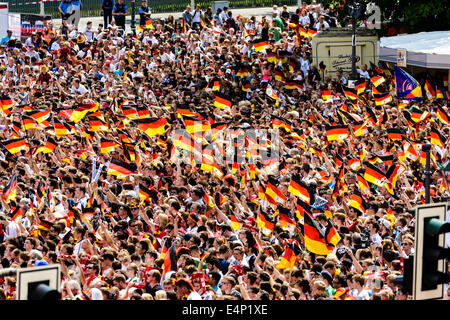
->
[[276, 239, 301, 271], [394, 66, 422, 101], [2, 173, 17, 203]]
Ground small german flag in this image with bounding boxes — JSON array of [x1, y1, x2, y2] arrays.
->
[[385, 160, 405, 188], [25, 108, 52, 124], [306, 27, 318, 37], [253, 39, 269, 52], [436, 105, 449, 125], [410, 106, 423, 123], [325, 124, 348, 141], [145, 19, 154, 29], [214, 93, 232, 112], [436, 86, 449, 100], [38, 219, 53, 232], [353, 120, 368, 137], [324, 220, 341, 248], [2, 173, 17, 203], [242, 79, 250, 92], [135, 117, 168, 137], [342, 86, 358, 100], [138, 183, 156, 202], [100, 138, 119, 154], [2, 138, 28, 154], [177, 106, 200, 119], [288, 174, 311, 204], [363, 162, 386, 187], [107, 158, 138, 179], [275, 239, 301, 271], [22, 114, 42, 131], [266, 51, 277, 63], [271, 115, 292, 132], [236, 67, 249, 77], [70, 103, 99, 123], [257, 208, 275, 236], [373, 92, 392, 106], [277, 206, 296, 232], [430, 126, 447, 147], [386, 128, 406, 141], [285, 80, 303, 91], [43, 136, 57, 154], [274, 69, 286, 83], [371, 75, 385, 87], [321, 89, 332, 100], [230, 212, 245, 231], [304, 211, 333, 255], [349, 188, 368, 214], [355, 79, 366, 95], [266, 179, 287, 205], [357, 174, 370, 195]]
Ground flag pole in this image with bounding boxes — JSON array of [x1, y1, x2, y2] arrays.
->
[[422, 143, 431, 204]]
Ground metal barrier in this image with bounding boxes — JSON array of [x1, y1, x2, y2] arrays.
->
[[6, 0, 298, 18]]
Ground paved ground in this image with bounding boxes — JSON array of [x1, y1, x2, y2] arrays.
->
[[51, 5, 299, 30]]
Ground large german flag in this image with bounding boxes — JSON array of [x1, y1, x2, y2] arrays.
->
[[214, 93, 232, 112], [2, 173, 17, 203], [71, 103, 99, 123], [430, 126, 447, 147], [2, 138, 28, 154], [271, 115, 292, 132], [107, 158, 138, 179], [253, 39, 269, 52], [304, 211, 333, 255], [288, 174, 310, 204], [135, 117, 168, 137], [436, 105, 449, 125], [100, 138, 119, 154], [363, 162, 386, 187], [25, 108, 52, 124], [325, 124, 348, 141], [275, 239, 301, 271]]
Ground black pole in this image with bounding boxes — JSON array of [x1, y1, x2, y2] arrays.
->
[[423, 143, 432, 203], [351, 12, 357, 80], [131, 0, 136, 30]]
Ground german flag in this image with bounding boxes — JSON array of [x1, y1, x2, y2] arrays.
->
[[38, 219, 53, 232], [321, 89, 332, 100], [214, 93, 232, 112], [410, 106, 423, 123], [257, 208, 275, 236], [436, 86, 449, 100], [43, 136, 57, 153], [163, 243, 177, 275], [0, 94, 14, 116], [25, 108, 52, 124], [374, 92, 392, 106], [22, 114, 42, 131], [200, 157, 223, 179], [304, 211, 333, 255], [288, 174, 310, 204], [325, 124, 348, 141], [100, 138, 119, 154], [346, 154, 361, 171], [266, 86, 279, 100], [385, 160, 405, 188], [342, 86, 358, 100], [386, 128, 406, 141], [177, 106, 200, 119], [277, 206, 296, 232], [353, 120, 368, 137], [325, 221, 341, 248], [349, 189, 368, 214], [266, 179, 287, 205], [107, 158, 138, 179], [271, 115, 292, 132], [424, 77, 436, 100], [285, 79, 303, 91], [275, 239, 301, 271], [2, 138, 28, 154], [205, 78, 220, 92], [363, 162, 386, 187], [357, 174, 370, 195], [371, 75, 385, 87], [355, 79, 366, 95], [2, 173, 17, 203], [253, 39, 269, 52], [436, 105, 449, 125], [266, 50, 277, 63], [135, 117, 168, 137], [184, 118, 211, 134], [236, 67, 249, 77], [274, 69, 286, 83], [145, 19, 154, 29], [230, 212, 245, 231], [137, 183, 153, 202], [306, 27, 318, 37], [88, 116, 109, 132], [430, 126, 447, 147], [72, 103, 99, 123]]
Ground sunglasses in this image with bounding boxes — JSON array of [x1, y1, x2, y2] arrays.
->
[[401, 243, 410, 246], [86, 266, 94, 269]]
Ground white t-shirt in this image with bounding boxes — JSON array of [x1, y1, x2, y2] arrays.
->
[[70, 84, 89, 96], [187, 291, 202, 300]]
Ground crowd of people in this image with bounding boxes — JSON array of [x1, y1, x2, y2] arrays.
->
[[0, 0, 449, 301]]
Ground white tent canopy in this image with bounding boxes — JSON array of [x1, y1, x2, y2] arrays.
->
[[379, 31, 450, 69]]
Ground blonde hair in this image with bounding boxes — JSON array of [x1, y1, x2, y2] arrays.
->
[[155, 290, 167, 300]]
